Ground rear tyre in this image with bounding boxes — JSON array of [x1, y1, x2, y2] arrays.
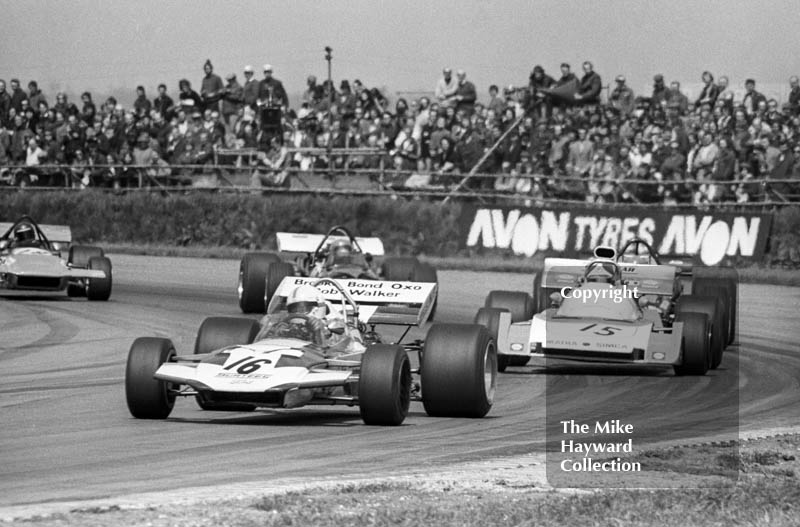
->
[[238, 252, 281, 313], [68, 245, 104, 268], [421, 324, 497, 418], [194, 317, 261, 411], [475, 307, 510, 372], [676, 295, 725, 369], [86, 256, 112, 301], [359, 345, 411, 426], [673, 312, 711, 376], [264, 261, 294, 310], [694, 274, 737, 346], [485, 290, 534, 323], [125, 337, 177, 419]]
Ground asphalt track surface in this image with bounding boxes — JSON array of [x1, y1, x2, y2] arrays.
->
[[1, 255, 798, 507]]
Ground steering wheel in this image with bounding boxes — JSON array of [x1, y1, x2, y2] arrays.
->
[[313, 225, 363, 261]]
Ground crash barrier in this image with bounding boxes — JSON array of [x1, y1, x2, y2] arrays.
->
[[1, 160, 798, 206], [0, 190, 798, 266]]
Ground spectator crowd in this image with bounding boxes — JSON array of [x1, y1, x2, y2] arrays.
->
[[1, 58, 799, 203]]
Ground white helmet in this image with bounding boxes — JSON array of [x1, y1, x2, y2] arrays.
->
[[286, 284, 325, 316]]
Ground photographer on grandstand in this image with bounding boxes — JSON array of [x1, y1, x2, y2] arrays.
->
[[574, 61, 602, 105]]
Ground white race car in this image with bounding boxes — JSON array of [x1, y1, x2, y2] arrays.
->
[[126, 277, 495, 425]]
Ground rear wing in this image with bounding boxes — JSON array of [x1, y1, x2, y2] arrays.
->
[[0, 222, 72, 246], [275, 232, 385, 256], [542, 257, 678, 296], [270, 276, 436, 327]]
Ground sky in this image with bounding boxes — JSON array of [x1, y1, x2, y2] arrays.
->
[[1, 0, 799, 105]]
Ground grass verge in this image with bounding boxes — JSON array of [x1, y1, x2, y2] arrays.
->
[[104, 243, 800, 287], [11, 435, 800, 527]]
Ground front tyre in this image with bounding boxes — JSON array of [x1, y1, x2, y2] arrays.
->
[[359, 345, 412, 426], [125, 337, 177, 419], [673, 312, 711, 376], [421, 324, 497, 418], [86, 256, 112, 301], [238, 252, 281, 313]]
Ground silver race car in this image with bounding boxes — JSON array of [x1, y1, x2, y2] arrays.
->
[[476, 246, 730, 376], [0, 216, 112, 300]]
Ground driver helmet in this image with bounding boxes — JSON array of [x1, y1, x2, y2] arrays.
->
[[586, 262, 618, 284], [14, 223, 35, 244], [329, 238, 352, 259], [286, 284, 327, 318]]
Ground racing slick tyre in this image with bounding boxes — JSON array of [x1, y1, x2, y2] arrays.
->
[[411, 261, 438, 320], [68, 245, 104, 269], [125, 337, 177, 419], [380, 256, 419, 281], [238, 252, 282, 313], [264, 261, 294, 310], [359, 344, 412, 426], [86, 256, 112, 301], [693, 274, 737, 346], [194, 317, 261, 411], [421, 324, 497, 418], [673, 312, 711, 376], [474, 307, 515, 372], [485, 290, 534, 324], [531, 273, 548, 314], [675, 296, 725, 370]]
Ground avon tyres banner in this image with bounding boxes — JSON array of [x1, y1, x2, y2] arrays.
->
[[460, 205, 773, 265]]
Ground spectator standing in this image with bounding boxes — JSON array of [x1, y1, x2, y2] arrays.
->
[[152, 83, 174, 120], [574, 61, 602, 105], [742, 79, 766, 117], [338, 80, 357, 124], [487, 85, 505, 117], [242, 65, 259, 109], [434, 68, 458, 105], [53, 92, 78, 118], [651, 74, 669, 110], [452, 70, 477, 116], [667, 81, 689, 114], [27, 81, 46, 112], [555, 63, 577, 87], [609, 75, 635, 116], [200, 59, 224, 112], [133, 86, 152, 120], [695, 71, 719, 109], [0, 81, 11, 125], [788, 76, 800, 115], [525, 65, 556, 118], [257, 64, 289, 108], [9, 79, 28, 114], [302, 75, 320, 107], [178, 79, 202, 110], [567, 127, 595, 176], [221, 73, 244, 132], [80, 92, 96, 127]]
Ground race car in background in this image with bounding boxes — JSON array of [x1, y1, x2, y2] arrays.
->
[[476, 244, 735, 376], [126, 277, 495, 425], [237, 225, 437, 314], [0, 216, 112, 300]]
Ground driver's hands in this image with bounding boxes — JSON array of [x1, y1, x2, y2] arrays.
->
[[327, 318, 346, 335]]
